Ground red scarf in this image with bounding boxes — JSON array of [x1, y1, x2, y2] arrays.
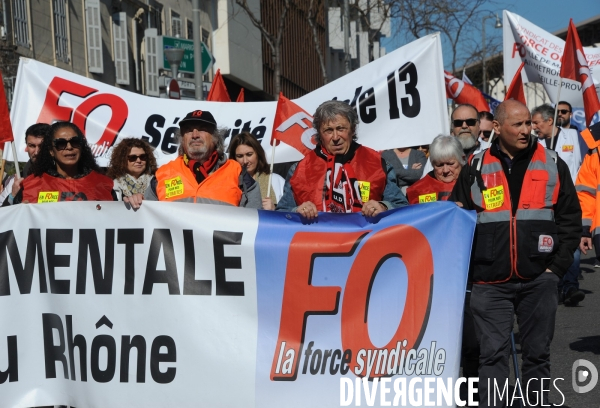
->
[[185, 151, 219, 183], [319, 145, 362, 213]]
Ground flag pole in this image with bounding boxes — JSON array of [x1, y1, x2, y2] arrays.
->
[[10, 142, 20, 179], [0, 156, 5, 186], [550, 81, 563, 149], [266, 144, 276, 199]]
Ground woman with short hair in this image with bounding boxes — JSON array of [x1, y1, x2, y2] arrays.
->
[[406, 135, 465, 204]]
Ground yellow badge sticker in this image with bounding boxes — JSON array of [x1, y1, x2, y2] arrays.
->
[[482, 185, 504, 210], [38, 191, 59, 203], [165, 177, 184, 199], [358, 181, 370, 202], [562, 144, 574, 152], [418, 193, 437, 203]]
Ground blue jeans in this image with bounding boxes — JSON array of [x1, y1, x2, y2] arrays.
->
[[559, 248, 580, 295], [470, 272, 559, 407]]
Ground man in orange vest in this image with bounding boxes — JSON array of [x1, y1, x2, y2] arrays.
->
[[450, 100, 581, 407], [138, 110, 261, 208]]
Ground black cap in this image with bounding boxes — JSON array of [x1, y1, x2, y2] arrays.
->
[[179, 110, 217, 128]]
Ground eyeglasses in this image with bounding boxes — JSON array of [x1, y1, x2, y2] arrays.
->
[[479, 130, 492, 139], [557, 109, 571, 114], [127, 154, 148, 162], [53, 137, 83, 151], [452, 118, 478, 127]]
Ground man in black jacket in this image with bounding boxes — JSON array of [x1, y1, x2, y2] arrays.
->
[[450, 100, 581, 407]]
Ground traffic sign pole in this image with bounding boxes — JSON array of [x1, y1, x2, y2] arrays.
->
[[193, 0, 203, 100]]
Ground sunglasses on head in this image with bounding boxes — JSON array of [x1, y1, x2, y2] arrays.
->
[[558, 109, 571, 114], [453, 118, 478, 127], [127, 154, 148, 162], [479, 130, 492, 139], [53, 137, 83, 151]]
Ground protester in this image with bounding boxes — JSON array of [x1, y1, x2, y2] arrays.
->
[[421, 104, 481, 177], [406, 135, 464, 204], [576, 122, 600, 295], [10, 122, 115, 204], [531, 104, 581, 181], [106, 138, 157, 201], [416, 144, 429, 157], [475, 111, 494, 153], [1, 123, 50, 205], [228, 132, 284, 210], [450, 100, 581, 407], [140, 110, 261, 209], [276, 100, 407, 217], [381, 146, 426, 194]]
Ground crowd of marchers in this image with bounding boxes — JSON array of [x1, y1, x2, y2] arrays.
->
[[1, 98, 600, 407]]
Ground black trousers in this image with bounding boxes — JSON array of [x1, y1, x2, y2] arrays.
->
[[470, 272, 559, 407]]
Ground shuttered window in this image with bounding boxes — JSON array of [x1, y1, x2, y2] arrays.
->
[[53, 0, 70, 63], [12, 0, 29, 47], [144, 28, 159, 96], [85, 0, 103, 73], [171, 11, 182, 37], [113, 12, 129, 85]]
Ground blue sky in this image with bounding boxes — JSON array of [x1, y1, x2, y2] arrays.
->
[[382, 0, 600, 70]]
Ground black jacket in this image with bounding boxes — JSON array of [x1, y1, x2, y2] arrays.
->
[[450, 139, 581, 281]]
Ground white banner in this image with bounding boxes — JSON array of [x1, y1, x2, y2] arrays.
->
[[5, 34, 448, 167], [0, 201, 475, 407], [503, 10, 600, 106]]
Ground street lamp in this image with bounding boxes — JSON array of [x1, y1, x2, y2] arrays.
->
[[164, 47, 185, 79], [482, 13, 502, 95]]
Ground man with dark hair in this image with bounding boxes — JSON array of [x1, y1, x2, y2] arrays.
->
[[128, 110, 261, 209], [531, 104, 581, 181], [556, 101, 576, 130], [451, 100, 581, 407], [1, 123, 50, 205], [475, 111, 494, 153]]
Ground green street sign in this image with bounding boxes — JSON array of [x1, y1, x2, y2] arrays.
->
[[161, 36, 215, 75]]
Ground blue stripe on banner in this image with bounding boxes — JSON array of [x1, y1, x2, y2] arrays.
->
[[253, 202, 476, 407]]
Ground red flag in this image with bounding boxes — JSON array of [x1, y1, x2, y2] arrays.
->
[[505, 62, 526, 105], [236, 88, 245, 102], [444, 71, 490, 112], [0, 71, 14, 143], [206, 69, 231, 102], [270, 93, 316, 155], [561, 19, 600, 126]]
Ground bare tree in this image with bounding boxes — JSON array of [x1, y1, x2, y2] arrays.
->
[[394, 0, 502, 86], [307, 0, 328, 84], [234, 0, 291, 99], [352, 0, 396, 63]]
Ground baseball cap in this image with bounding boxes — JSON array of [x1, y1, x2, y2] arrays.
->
[[179, 110, 217, 128]]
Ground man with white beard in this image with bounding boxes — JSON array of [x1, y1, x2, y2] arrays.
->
[[451, 104, 481, 158]]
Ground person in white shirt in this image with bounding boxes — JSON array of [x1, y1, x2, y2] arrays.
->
[[531, 104, 581, 182]]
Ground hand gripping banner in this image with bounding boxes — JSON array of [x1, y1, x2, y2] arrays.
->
[[0, 201, 475, 407]]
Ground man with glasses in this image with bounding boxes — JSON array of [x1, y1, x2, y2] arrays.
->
[[474, 111, 494, 155], [557, 100, 587, 162], [451, 104, 481, 157], [136, 110, 261, 208]]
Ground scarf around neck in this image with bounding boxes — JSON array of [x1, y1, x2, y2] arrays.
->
[[114, 173, 152, 197], [184, 151, 219, 183], [316, 142, 363, 213]]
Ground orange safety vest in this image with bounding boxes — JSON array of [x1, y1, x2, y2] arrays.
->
[[469, 143, 560, 283], [21, 171, 114, 203], [406, 173, 455, 205], [155, 156, 242, 206], [576, 146, 600, 240], [290, 144, 386, 211]]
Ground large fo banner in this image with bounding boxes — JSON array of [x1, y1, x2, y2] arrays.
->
[[503, 10, 600, 107], [5, 34, 447, 167], [0, 202, 475, 407]]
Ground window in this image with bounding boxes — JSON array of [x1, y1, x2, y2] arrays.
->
[[171, 11, 182, 38], [144, 28, 159, 96], [148, 7, 162, 35], [112, 12, 129, 85], [85, 0, 103, 73], [12, 0, 29, 47], [187, 19, 193, 40], [53, 0, 69, 63]]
